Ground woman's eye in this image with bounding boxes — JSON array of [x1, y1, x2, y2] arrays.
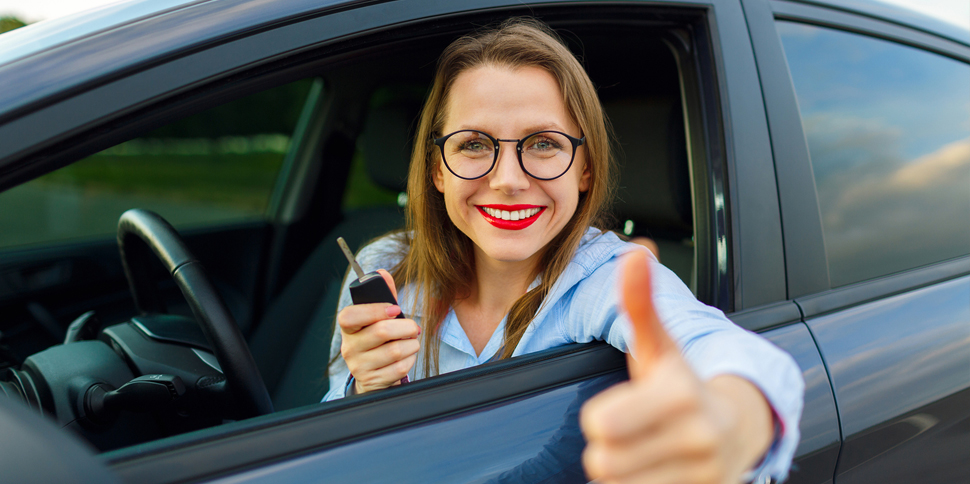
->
[[527, 137, 562, 152], [459, 140, 490, 153]]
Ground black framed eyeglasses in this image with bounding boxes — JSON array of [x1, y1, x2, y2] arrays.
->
[[433, 129, 585, 180]]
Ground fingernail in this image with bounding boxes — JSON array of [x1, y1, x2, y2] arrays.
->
[[417, 326, 422, 336], [385, 305, 400, 317]]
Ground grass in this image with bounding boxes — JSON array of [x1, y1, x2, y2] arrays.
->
[[35, 152, 285, 213]]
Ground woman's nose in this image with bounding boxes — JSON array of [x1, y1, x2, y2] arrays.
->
[[488, 146, 530, 194]]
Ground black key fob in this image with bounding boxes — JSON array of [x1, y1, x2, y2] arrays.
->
[[349, 272, 405, 319]]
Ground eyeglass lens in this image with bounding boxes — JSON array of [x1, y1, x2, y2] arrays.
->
[[441, 130, 575, 179]]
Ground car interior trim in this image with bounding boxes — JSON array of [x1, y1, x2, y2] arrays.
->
[[267, 78, 328, 224], [667, 15, 721, 309], [689, 8, 731, 310]]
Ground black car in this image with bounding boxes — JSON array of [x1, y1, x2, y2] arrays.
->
[[0, 0, 967, 482]]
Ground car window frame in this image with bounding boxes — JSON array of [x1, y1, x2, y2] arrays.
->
[[743, 0, 970, 312]]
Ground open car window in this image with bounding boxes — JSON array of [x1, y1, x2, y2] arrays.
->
[[0, 81, 313, 251]]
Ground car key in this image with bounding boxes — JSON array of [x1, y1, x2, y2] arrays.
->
[[337, 237, 410, 384]]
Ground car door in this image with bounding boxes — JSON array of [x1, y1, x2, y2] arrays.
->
[[1, 0, 841, 482], [744, 1, 970, 483], [72, 1, 837, 483]]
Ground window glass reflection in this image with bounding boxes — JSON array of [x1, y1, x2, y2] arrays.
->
[[778, 22, 970, 286]]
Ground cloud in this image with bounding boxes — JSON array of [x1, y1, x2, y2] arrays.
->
[[890, 138, 970, 189], [804, 115, 970, 285]]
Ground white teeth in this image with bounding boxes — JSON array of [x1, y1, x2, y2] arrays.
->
[[482, 207, 541, 221]]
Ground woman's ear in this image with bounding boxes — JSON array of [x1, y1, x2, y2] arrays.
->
[[578, 160, 591, 193], [433, 160, 446, 193]]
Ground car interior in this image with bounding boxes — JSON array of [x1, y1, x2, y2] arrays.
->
[[250, 24, 696, 412], [0, 10, 707, 451]]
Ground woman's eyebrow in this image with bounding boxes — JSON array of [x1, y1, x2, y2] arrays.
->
[[520, 123, 567, 134], [453, 123, 569, 135]]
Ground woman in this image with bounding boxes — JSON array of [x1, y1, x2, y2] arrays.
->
[[325, 18, 802, 483]]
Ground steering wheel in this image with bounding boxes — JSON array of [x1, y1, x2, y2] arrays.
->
[[117, 209, 273, 418]]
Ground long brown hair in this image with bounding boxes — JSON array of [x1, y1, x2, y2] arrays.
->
[[393, 18, 614, 376]]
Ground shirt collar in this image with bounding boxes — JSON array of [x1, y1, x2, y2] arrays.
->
[[438, 309, 508, 362]]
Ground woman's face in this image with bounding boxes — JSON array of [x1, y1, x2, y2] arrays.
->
[[434, 65, 590, 269]]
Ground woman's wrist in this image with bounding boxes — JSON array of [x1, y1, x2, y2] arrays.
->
[[706, 375, 775, 478]]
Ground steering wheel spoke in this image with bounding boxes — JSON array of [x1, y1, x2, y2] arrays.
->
[[117, 209, 273, 418]]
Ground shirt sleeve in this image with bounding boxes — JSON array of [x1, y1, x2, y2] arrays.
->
[[321, 265, 356, 402], [566, 249, 804, 482]]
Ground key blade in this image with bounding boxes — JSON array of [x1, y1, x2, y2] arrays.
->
[[336, 237, 366, 280]]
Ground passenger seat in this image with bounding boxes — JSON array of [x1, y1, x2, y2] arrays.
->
[[602, 96, 695, 291], [249, 88, 419, 410]]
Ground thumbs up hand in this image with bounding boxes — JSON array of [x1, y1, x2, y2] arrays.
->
[[580, 248, 775, 483]]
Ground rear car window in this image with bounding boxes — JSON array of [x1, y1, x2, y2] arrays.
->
[[777, 22, 970, 287]]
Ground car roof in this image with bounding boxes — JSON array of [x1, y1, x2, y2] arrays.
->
[[794, 0, 969, 46], [0, 0, 205, 69], [1, 0, 963, 66], [0, 0, 356, 122], [0, 0, 964, 122]]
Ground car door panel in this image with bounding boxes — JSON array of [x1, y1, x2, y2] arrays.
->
[[803, 276, 970, 483], [213, 373, 627, 484], [744, 3, 970, 482], [762, 322, 840, 484], [105, 344, 628, 483], [105, 321, 836, 484]]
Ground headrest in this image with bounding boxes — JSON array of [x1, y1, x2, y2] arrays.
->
[[357, 89, 692, 239], [604, 96, 692, 239], [358, 86, 426, 193]]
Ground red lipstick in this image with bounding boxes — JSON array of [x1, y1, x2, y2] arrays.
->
[[477, 205, 545, 230]]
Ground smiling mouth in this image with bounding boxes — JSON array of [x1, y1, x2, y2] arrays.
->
[[477, 205, 545, 230]]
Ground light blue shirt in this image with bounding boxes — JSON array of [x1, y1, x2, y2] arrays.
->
[[324, 228, 803, 481]]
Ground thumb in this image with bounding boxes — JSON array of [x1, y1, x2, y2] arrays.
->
[[376, 269, 398, 300], [622, 249, 676, 380]]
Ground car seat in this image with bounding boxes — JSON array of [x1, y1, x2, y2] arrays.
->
[[247, 90, 416, 411], [602, 96, 694, 290]]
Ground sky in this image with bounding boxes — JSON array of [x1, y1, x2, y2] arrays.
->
[[0, 0, 968, 31]]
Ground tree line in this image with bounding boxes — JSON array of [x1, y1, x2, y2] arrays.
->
[[1, 16, 27, 34]]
